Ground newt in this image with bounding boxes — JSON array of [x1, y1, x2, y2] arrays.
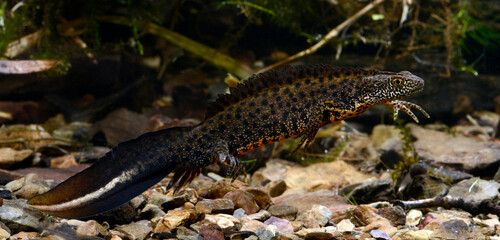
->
[[28, 65, 429, 218]]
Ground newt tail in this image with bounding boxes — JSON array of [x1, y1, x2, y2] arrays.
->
[[29, 65, 429, 218]]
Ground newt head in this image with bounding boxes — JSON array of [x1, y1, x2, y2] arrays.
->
[[359, 70, 424, 106], [357, 70, 428, 122]]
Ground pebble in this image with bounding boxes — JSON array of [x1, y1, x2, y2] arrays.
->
[[0, 228, 10, 239], [204, 214, 239, 228], [113, 220, 151, 240], [0, 199, 45, 232], [263, 216, 293, 234], [139, 203, 166, 221], [268, 204, 298, 221], [154, 209, 193, 232], [50, 154, 78, 168], [256, 224, 277, 240], [233, 208, 246, 218], [195, 198, 234, 214], [240, 218, 267, 232], [175, 226, 202, 240], [5, 173, 50, 199], [336, 219, 355, 232], [430, 220, 472, 240], [76, 220, 108, 237], [199, 223, 225, 240], [245, 188, 272, 209], [406, 209, 423, 227], [223, 189, 260, 214], [298, 205, 332, 228], [268, 179, 287, 197], [247, 210, 271, 221], [0, 148, 32, 168], [370, 229, 391, 240], [399, 229, 433, 240]]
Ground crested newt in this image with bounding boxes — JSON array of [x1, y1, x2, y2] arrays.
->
[[28, 65, 429, 218]]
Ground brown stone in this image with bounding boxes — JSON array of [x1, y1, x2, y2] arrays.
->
[[223, 189, 260, 214]]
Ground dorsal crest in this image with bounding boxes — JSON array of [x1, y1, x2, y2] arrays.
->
[[204, 65, 378, 119]]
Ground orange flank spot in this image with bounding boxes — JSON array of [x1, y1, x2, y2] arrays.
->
[[257, 139, 265, 147]]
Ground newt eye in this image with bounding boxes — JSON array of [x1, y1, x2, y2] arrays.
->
[[393, 78, 402, 85]]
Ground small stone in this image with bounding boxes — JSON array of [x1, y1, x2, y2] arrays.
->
[[6, 173, 50, 199], [11, 231, 38, 239], [199, 223, 225, 240], [298, 205, 332, 228], [304, 231, 334, 240], [240, 218, 267, 232], [268, 179, 287, 197], [290, 221, 303, 232], [431, 220, 472, 240], [256, 225, 277, 240], [147, 192, 170, 207], [234, 208, 246, 218], [0, 199, 46, 232], [162, 188, 199, 209], [195, 198, 234, 214], [370, 229, 391, 240], [0, 148, 32, 168], [139, 204, 166, 221], [400, 230, 433, 240], [268, 204, 298, 221], [114, 220, 151, 240], [176, 226, 201, 240], [263, 216, 293, 234], [337, 219, 355, 232], [247, 210, 271, 221], [208, 179, 247, 199], [406, 209, 423, 227], [76, 220, 108, 237], [245, 188, 272, 209], [224, 189, 260, 214], [129, 195, 147, 210], [154, 209, 193, 232], [0, 227, 10, 239], [204, 214, 239, 229], [377, 206, 406, 226], [50, 154, 78, 168]]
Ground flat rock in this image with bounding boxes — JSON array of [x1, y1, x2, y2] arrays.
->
[[283, 160, 373, 193], [430, 220, 472, 240], [0, 148, 32, 168], [0, 199, 46, 232], [448, 177, 500, 201], [195, 198, 234, 214], [268, 204, 298, 221], [273, 190, 349, 216], [90, 108, 148, 146], [410, 123, 500, 171], [114, 220, 151, 240]]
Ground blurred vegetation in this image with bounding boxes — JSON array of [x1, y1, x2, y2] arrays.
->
[[0, 0, 499, 75]]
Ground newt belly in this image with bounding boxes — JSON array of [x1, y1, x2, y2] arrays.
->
[[28, 65, 429, 218]]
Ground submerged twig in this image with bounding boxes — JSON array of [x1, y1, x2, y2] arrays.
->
[[394, 195, 500, 215], [98, 16, 253, 79], [259, 0, 384, 73]]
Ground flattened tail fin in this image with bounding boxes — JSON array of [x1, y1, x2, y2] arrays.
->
[[28, 126, 192, 218]]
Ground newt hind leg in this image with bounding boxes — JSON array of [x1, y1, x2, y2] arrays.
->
[[213, 139, 243, 181]]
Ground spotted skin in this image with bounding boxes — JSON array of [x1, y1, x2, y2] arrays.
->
[[28, 65, 428, 218]]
